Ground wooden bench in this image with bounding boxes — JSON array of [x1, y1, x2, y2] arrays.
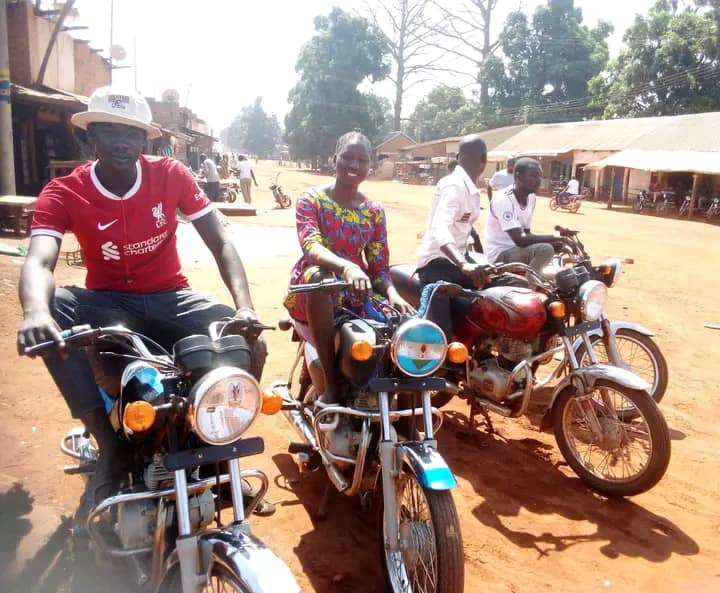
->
[[0, 196, 37, 236]]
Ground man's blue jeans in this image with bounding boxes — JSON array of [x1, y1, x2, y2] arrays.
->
[[44, 286, 267, 418]]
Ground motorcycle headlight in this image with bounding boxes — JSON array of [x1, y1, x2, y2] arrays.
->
[[391, 319, 447, 377], [597, 257, 622, 287], [579, 280, 608, 322], [190, 367, 261, 445]]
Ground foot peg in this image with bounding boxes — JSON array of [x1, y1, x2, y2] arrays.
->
[[288, 442, 315, 455]]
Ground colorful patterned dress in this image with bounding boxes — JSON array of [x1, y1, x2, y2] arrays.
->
[[284, 187, 392, 323]]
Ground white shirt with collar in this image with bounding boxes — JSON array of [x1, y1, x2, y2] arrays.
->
[[489, 168, 514, 192], [417, 164, 481, 269], [484, 185, 537, 263]]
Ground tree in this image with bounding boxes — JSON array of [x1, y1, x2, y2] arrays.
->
[[364, 0, 445, 129], [364, 93, 395, 144], [589, 0, 720, 117], [430, 0, 503, 105], [481, 0, 612, 125], [404, 86, 476, 141], [285, 8, 390, 160], [222, 98, 281, 157]]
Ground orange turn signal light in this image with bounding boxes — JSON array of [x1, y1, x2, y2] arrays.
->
[[598, 264, 612, 275], [548, 301, 566, 318], [351, 340, 374, 362], [261, 390, 283, 415], [123, 400, 156, 433], [447, 342, 469, 364]]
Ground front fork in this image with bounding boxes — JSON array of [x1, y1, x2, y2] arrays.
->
[[600, 316, 626, 370], [173, 458, 246, 593], [379, 390, 436, 552]]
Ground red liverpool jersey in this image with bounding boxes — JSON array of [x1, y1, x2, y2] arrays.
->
[[31, 155, 214, 293]]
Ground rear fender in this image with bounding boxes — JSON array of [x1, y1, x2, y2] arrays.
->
[[398, 441, 457, 491], [548, 363, 651, 413], [157, 525, 299, 593], [571, 320, 655, 353]]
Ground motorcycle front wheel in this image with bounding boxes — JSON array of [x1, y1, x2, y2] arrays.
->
[[549, 198, 559, 211], [379, 468, 464, 593], [279, 195, 292, 208], [574, 329, 668, 418], [159, 562, 250, 593], [632, 199, 643, 212], [552, 379, 670, 497]]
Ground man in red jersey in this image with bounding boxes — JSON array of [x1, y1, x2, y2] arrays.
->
[[16, 86, 272, 523]]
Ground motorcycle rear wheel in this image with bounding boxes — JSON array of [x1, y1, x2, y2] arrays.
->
[[574, 329, 668, 418], [552, 379, 670, 497], [632, 199, 643, 212], [571, 201, 581, 213], [549, 198, 559, 211], [159, 561, 251, 593], [379, 468, 464, 593], [279, 195, 292, 208], [226, 189, 237, 203]]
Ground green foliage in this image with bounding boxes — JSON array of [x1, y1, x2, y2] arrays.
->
[[589, 0, 720, 117], [404, 86, 476, 142], [480, 0, 612, 125], [284, 8, 391, 159], [222, 98, 281, 157]]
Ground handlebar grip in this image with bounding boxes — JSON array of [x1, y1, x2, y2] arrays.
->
[[288, 279, 350, 294], [24, 324, 94, 356]]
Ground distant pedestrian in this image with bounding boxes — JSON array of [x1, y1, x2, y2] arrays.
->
[[236, 155, 258, 204], [200, 153, 221, 201], [447, 159, 458, 174], [487, 156, 516, 202], [220, 154, 230, 179]]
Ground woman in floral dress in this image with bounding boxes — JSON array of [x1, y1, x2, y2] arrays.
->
[[284, 131, 414, 406]]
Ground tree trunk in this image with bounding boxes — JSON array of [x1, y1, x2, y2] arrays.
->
[[479, 0, 492, 107]]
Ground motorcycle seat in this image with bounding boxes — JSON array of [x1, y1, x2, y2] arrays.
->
[[390, 264, 422, 308]]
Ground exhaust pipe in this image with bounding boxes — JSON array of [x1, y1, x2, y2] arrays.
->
[[271, 382, 350, 492]]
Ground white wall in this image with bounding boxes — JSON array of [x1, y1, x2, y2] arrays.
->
[[629, 169, 651, 197]]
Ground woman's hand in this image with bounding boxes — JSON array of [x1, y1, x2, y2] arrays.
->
[[342, 264, 371, 295], [386, 287, 416, 315]]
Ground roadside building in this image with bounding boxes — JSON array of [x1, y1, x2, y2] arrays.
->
[[375, 131, 415, 178]]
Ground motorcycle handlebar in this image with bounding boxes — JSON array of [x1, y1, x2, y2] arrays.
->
[[554, 225, 579, 237], [23, 324, 104, 356], [288, 279, 351, 294]]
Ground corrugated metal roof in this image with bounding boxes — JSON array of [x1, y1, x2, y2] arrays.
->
[[11, 83, 88, 110], [490, 111, 720, 155], [586, 150, 720, 174]]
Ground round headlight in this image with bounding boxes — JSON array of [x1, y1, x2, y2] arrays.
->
[[391, 319, 447, 377], [190, 367, 261, 445], [579, 280, 608, 322]]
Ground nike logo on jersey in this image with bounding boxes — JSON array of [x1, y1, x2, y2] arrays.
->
[[98, 219, 119, 231]]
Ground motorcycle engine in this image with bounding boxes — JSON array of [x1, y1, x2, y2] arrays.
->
[[468, 359, 512, 402], [115, 489, 215, 550], [497, 337, 533, 363], [320, 417, 364, 467]]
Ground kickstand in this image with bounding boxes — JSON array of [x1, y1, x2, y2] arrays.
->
[[315, 483, 333, 521]]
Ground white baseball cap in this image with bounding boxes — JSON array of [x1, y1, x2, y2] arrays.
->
[[71, 86, 161, 139]]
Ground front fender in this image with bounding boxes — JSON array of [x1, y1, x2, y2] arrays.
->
[[549, 363, 651, 412], [398, 441, 457, 491], [571, 319, 655, 353], [158, 525, 299, 593]]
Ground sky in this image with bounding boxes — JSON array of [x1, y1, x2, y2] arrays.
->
[[57, 0, 659, 135]]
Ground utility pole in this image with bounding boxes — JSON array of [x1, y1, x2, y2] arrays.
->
[[0, 0, 16, 195]]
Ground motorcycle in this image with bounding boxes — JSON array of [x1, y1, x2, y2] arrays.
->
[[706, 197, 720, 221], [633, 190, 657, 213], [656, 192, 679, 216], [391, 262, 671, 497], [548, 225, 668, 409], [268, 278, 464, 593], [269, 173, 292, 209], [550, 189, 583, 213], [25, 320, 299, 593]]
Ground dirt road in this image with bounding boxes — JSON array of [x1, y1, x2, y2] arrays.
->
[[0, 162, 718, 592]]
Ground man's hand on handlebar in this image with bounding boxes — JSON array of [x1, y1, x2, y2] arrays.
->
[[17, 310, 66, 358], [233, 306, 259, 323], [460, 262, 493, 287]]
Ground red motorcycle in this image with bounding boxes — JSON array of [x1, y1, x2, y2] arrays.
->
[[391, 262, 670, 497]]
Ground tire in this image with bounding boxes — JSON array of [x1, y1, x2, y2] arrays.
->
[[159, 561, 251, 593], [571, 201, 581, 213], [574, 329, 668, 417], [549, 198, 559, 211], [632, 199, 643, 212], [280, 195, 292, 208], [227, 190, 237, 203], [379, 469, 464, 593], [552, 379, 670, 497]]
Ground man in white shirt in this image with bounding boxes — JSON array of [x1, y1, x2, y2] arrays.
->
[[487, 156, 516, 202], [557, 175, 580, 205], [200, 153, 220, 201], [236, 155, 258, 204], [485, 157, 568, 274]]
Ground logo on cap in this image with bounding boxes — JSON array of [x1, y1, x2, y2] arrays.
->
[[108, 94, 130, 110]]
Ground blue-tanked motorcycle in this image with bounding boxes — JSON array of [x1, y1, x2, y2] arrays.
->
[[269, 278, 464, 593]]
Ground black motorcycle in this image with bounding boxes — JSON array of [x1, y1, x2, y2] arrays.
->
[[25, 319, 299, 593]]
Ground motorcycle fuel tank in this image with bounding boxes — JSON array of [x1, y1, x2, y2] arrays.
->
[[455, 286, 547, 341]]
